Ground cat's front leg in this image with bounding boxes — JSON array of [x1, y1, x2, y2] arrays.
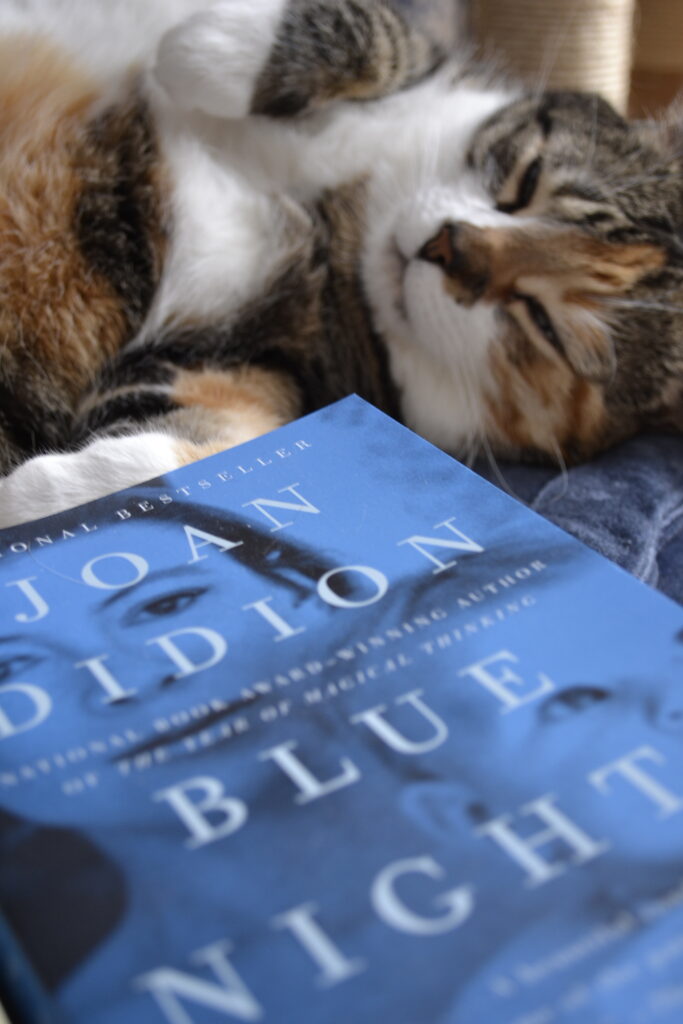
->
[[154, 0, 289, 120], [155, 0, 443, 120], [0, 434, 184, 529], [0, 367, 299, 528]]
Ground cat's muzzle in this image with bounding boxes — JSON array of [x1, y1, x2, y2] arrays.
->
[[418, 222, 490, 307]]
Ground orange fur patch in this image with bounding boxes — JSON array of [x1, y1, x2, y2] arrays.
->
[[171, 366, 302, 464], [0, 36, 131, 402], [486, 329, 609, 461], [0, 35, 167, 419], [441, 224, 665, 307]]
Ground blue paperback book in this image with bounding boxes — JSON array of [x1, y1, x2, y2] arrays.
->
[[0, 395, 682, 1024]]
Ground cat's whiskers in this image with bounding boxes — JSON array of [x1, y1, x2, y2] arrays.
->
[[479, 434, 523, 500], [452, 321, 487, 463], [606, 298, 683, 316], [417, 112, 444, 192], [593, 170, 675, 192], [580, 94, 601, 175], [546, 438, 570, 499], [466, 435, 485, 469], [531, 11, 577, 101]]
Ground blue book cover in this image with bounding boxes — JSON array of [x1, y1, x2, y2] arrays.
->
[[0, 395, 682, 1024]]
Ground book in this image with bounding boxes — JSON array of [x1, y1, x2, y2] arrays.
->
[[0, 394, 682, 1024]]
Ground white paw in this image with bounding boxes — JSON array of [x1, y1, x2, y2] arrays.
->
[[154, 0, 287, 119], [0, 433, 182, 528]]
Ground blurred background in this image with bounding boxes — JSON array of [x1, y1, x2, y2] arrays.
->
[[400, 0, 683, 118]]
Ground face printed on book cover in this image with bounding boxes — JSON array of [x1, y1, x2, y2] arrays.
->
[[0, 509, 342, 824], [1, 490, 682, 879], [400, 628, 683, 871]]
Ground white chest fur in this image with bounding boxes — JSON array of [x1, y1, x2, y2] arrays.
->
[[149, 66, 515, 460]]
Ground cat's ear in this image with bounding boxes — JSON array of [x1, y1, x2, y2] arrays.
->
[[633, 99, 683, 159]]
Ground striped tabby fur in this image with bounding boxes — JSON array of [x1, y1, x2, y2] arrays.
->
[[0, 0, 681, 525]]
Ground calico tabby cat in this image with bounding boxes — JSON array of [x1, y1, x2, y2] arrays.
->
[[0, 0, 682, 527]]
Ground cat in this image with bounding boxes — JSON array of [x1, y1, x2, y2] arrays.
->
[[0, 0, 682, 528]]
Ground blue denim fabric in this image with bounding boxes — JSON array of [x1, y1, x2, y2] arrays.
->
[[476, 435, 683, 606]]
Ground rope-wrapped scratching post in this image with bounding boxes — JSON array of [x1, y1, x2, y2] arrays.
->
[[472, 0, 636, 113], [631, 0, 683, 115]]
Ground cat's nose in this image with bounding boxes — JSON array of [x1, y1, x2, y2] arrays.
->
[[417, 222, 490, 305], [418, 223, 458, 272]]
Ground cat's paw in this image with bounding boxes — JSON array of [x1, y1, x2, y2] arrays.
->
[[0, 434, 182, 528], [154, 0, 287, 119]]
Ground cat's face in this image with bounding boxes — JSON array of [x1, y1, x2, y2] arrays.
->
[[368, 89, 683, 463]]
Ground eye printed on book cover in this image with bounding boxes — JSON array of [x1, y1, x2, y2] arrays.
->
[[125, 586, 210, 624], [96, 567, 214, 628], [538, 684, 611, 723], [0, 644, 46, 684], [94, 553, 324, 630], [537, 627, 683, 725]]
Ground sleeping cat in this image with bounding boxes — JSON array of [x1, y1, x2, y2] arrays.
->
[[0, 0, 682, 527]]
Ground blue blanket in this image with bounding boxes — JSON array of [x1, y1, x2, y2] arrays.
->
[[476, 435, 683, 606]]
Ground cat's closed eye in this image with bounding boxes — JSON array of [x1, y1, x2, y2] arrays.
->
[[497, 155, 543, 214]]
